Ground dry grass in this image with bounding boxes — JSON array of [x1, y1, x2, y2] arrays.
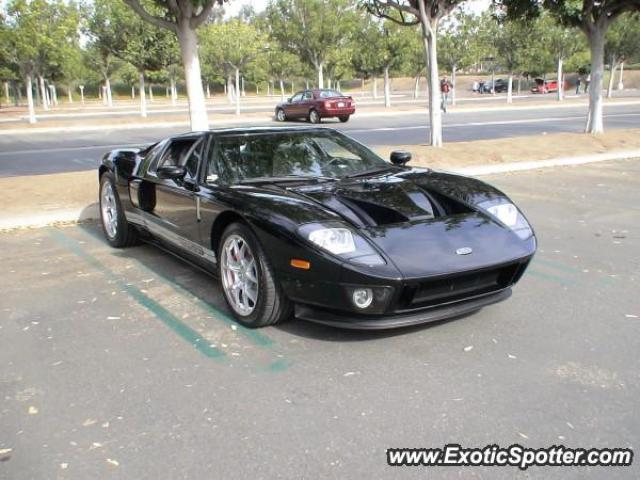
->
[[374, 128, 640, 170]]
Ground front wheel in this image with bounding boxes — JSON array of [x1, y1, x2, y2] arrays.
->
[[99, 172, 138, 248], [275, 108, 286, 122], [308, 109, 321, 124], [338, 115, 350, 123], [218, 222, 292, 328]]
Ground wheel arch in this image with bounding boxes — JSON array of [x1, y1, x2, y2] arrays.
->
[[210, 210, 250, 257]]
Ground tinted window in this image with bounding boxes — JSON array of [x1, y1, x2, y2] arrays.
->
[[213, 130, 387, 183], [318, 90, 343, 98], [303, 91, 313, 100], [290, 93, 303, 102], [157, 138, 198, 170]]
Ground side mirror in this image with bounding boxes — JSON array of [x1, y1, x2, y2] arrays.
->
[[157, 165, 187, 180], [390, 151, 412, 166]]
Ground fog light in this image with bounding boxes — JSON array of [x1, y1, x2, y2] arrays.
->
[[352, 288, 373, 309]]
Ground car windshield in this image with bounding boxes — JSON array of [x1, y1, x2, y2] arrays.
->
[[213, 130, 389, 184], [318, 90, 344, 98]]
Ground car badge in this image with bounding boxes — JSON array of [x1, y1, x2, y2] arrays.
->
[[456, 247, 473, 255]]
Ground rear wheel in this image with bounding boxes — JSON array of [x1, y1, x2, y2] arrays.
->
[[338, 115, 350, 123], [275, 108, 286, 122], [99, 172, 138, 248], [218, 222, 292, 328], [308, 109, 321, 124]]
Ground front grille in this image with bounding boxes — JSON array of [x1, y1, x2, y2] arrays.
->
[[397, 261, 527, 311]]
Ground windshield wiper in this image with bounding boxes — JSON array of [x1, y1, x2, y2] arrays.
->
[[238, 175, 336, 185], [341, 166, 399, 180]]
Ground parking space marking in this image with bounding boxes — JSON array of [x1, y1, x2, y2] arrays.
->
[[74, 227, 278, 350], [49, 229, 226, 360]]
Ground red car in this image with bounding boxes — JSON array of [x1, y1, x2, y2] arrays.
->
[[275, 89, 356, 123], [531, 78, 566, 94]]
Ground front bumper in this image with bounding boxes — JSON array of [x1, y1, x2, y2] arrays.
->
[[295, 288, 512, 329]]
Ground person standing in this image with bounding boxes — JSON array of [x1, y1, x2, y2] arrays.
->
[[440, 77, 451, 113], [575, 77, 581, 95]]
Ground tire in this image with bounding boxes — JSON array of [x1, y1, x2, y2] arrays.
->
[[308, 109, 321, 124], [275, 108, 286, 122], [99, 172, 138, 248], [338, 115, 350, 123], [218, 222, 292, 328]]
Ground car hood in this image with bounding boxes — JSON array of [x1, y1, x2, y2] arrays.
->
[[288, 169, 534, 278]]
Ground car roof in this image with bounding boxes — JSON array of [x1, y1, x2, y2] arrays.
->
[[206, 126, 337, 136]]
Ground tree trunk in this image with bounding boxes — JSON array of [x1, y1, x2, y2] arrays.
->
[[517, 76, 521, 95], [421, 20, 442, 147], [617, 62, 624, 90], [51, 85, 58, 105], [2, 81, 9, 106], [235, 67, 240, 115], [68, 84, 73, 104], [279, 79, 285, 101], [585, 25, 606, 134], [606, 56, 616, 99], [79, 86, 84, 104], [206, 83, 211, 99], [170, 78, 177, 106], [291, 81, 295, 95], [383, 66, 391, 108], [139, 72, 147, 118], [507, 74, 513, 104], [241, 76, 246, 96], [373, 76, 378, 99], [148, 85, 154, 102], [337, 80, 341, 91], [451, 65, 457, 106], [26, 75, 36, 124], [105, 78, 113, 107], [177, 22, 209, 131], [131, 86, 136, 99], [38, 76, 49, 110], [317, 62, 324, 89], [414, 74, 420, 99], [227, 75, 234, 103], [557, 57, 564, 101]]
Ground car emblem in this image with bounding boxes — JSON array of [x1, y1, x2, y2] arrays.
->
[[456, 247, 473, 255]]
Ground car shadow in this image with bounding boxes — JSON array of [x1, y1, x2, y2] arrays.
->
[[77, 207, 478, 343]]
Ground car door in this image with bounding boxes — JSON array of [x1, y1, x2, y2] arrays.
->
[[143, 135, 204, 254], [299, 90, 314, 117], [287, 92, 305, 118]]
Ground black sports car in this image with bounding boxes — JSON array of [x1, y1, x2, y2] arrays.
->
[[99, 127, 535, 329]]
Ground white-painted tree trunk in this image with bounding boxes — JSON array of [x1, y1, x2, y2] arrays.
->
[[506, 74, 513, 104], [307, 79, 310, 89], [67, 84, 73, 104], [451, 65, 457, 106], [414, 75, 420, 99], [421, 20, 442, 147], [51, 85, 58, 105], [517, 76, 521, 95], [38, 76, 49, 110], [279, 79, 285, 101], [585, 26, 606, 134], [241, 76, 246, 96], [177, 22, 208, 131], [373, 76, 378, 99], [26, 75, 36, 124], [170, 78, 177, 106], [556, 57, 564, 101], [79, 86, 84, 104], [206, 83, 211, 99], [2, 81, 9, 106], [148, 85, 154, 102], [337, 80, 341, 91], [235, 67, 241, 115], [105, 78, 113, 107], [139, 72, 147, 118], [606, 56, 616, 99], [317, 62, 324, 89], [131, 86, 135, 99], [383, 66, 391, 108], [291, 81, 294, 94], [227, 75, 234, 103], [617, 62, 624, 90]]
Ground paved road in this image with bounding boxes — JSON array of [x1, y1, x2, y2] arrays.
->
[[1, 159, 638, 479], [0, 103, 639, 177]]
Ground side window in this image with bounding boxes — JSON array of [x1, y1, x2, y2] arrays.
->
[[290, 93, 303, 102], [156, 138, 198, 171], [184, 138, 204, 180], [303, 91, 313, 100], [204, 140, 220, 185]]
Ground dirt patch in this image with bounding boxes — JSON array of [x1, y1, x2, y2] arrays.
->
[[374, 128, 640, 170]]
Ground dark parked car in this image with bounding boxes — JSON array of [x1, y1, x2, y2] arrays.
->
[[99, 127, 536, 329], [478, 79, 508, 94], [275, 89, 356, 123]]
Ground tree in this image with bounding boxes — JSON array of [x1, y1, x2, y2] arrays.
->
[[266, 0, 357, 89], [199, 20, 266, 114], [605, 13, 640, 97], [352, 17, 387, 98], [362, 0, 467, 147], [376, 21, 412, 107], [438, 9, 482, 105], [499, 0, 640, 134], [123, 0, 226, 131]]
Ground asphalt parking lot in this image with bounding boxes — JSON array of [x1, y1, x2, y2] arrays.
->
[[1, 158, 639, 479]]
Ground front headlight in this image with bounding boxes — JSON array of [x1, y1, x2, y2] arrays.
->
[[479, 199, 533, 240], [298, 223, 385, 266]]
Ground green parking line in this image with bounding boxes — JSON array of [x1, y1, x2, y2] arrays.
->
[[533, 257, 583, 275], [49, 229, 225, 360], [526, 268, 575, 286], [74, 227, 276, 349]]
